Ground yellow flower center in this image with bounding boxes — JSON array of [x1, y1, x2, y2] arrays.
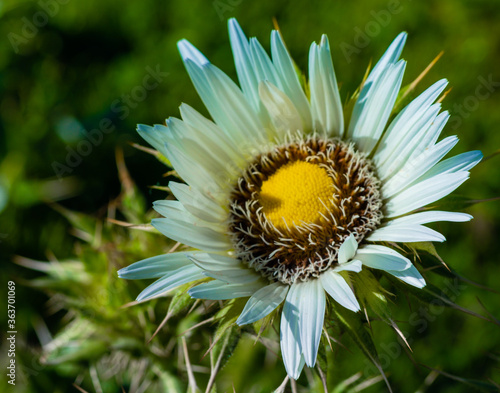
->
[[259, 161, 334, 230]]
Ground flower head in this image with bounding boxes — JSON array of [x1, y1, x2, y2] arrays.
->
[[119, 19, 482, 379]]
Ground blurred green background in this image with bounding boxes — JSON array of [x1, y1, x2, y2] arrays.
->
[[1, 0, 499, 392]]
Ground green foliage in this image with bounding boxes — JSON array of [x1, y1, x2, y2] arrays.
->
[[10, 173, 198, 391], [334, 307, 381, 377]]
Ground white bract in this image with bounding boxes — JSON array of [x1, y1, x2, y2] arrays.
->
[[119, 19, 481, 379]]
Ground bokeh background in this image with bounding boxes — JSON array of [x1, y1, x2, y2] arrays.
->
[[1, 0, 499, 392]]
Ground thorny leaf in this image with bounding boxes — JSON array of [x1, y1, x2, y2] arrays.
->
[[355, 270, 392, 322], [208, 298, 246, 358], [333, 306, 392, 393], [419, 364, 500, 392], [316, 338, 328, 382]]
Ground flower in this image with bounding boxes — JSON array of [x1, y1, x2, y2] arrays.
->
[[118, 19, 482, 379]]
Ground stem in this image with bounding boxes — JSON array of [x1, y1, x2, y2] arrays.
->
[[317, 366, 328, 393], [205, 338, 228, 393], [181, 337, 199, 393]]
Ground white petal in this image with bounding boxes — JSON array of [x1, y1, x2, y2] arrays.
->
[[179, 51, 266, 149], [177, 39, 209, 66], [237, 282, 289, 325], [136, 265, 204, 301], [259, 81, 303, 137], [348, 60, 406, 153], [152, 218, 231, 252], [346, 32, 406, 152], [382, 135, 459, 198], [333, 259, 362, 273], [367, 224, 445, 243], [137, 124, 168, 157], [249, 37, 281, 87], [386, 265, 426, 288], [202, 267, 259, 284], [187, 253, 240, 269], [337, 234, 358, 264], [163, 142, 224, 199], [374, 79, 448, 169], [153, 200, 225, 233], [199, 272, 256, 286], [228, 19, 260, 113], [407, 111, 450, 162], [377, 103, 442, 180], [355, 245, 411, 271], [385, 172, 469, 218], [365, 32, 407, 85], [188, 280, 264, 300], [179, 103, 246, 167], [418, 150, 483, 181], [168, 181, 227, 223], [280, 284, 304, 379], [271, 30, 312, 130], [166, 116, 240, 182], [296, 280, 326, 367], [386, 211, 472, 226], [320, 271, 360, 312], [308, 35, 343, 136], [118, 252, 197, 280]]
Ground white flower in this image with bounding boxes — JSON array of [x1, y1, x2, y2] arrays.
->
[[119, 19, 482, 379]]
